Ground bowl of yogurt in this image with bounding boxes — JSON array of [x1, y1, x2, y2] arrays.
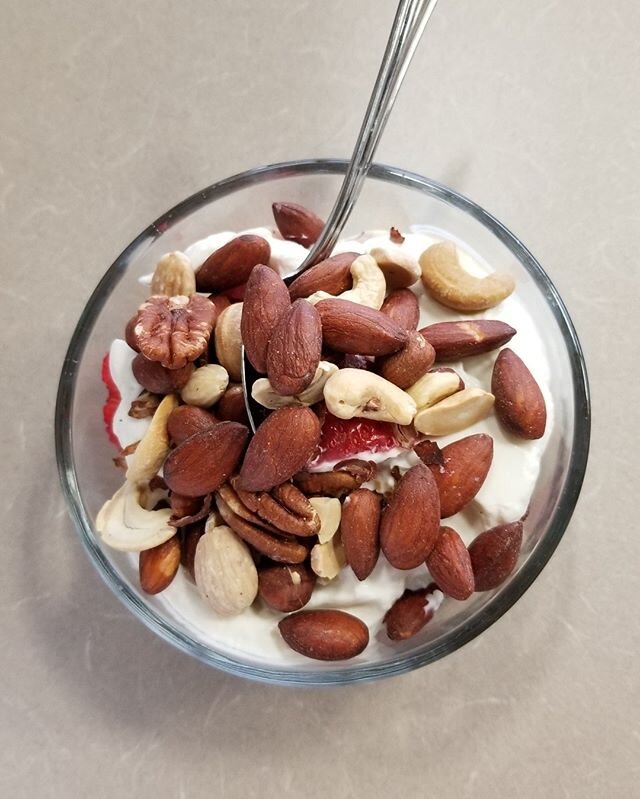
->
[[55, 159, 590, 684]]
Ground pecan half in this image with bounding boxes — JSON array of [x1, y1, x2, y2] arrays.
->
[[134, 295, 217, 369], [293, 470, 362, 498], [333, 459, 377, 482], [226, 480, 320, 537], [216, 484, 278, 532], [129, 391, 162, 419]]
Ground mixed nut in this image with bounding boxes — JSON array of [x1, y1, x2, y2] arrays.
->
[[97, 201, 547, 662]]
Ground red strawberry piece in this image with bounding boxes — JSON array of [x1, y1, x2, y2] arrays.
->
[[101, 352, 121, 449], [314, 412, 398, 464]]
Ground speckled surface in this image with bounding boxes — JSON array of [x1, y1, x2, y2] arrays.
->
[[1, 1, 638, 796]]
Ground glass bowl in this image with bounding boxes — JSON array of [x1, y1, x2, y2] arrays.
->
[[55, 159, 590, 685]]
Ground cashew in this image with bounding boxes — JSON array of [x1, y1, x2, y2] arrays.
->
[[96, 481, 175, 552], [126, 394, 178, 484], [310, 533, 346, 580], [309, 497, 342, 543], [369, 246, 421, 289], [150, 251, 196, 297], [420, 241, 515, 311], [413, 388, 495, 435], [180, 364, 229, 407], [406, 371, 462, 410], [306, 254, 386, 309], [214, 302, 243, 382], [323, 368, 416, 425], [251, 361, 338, 409], [194, 517, 258, 616]]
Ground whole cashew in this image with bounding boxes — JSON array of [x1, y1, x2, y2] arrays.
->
[[96, 480, 175, 552], [252, 361, 338, 409], [323, 368, 416, 425], [369, 246, 421, 289], [306, 254, 386, 310]]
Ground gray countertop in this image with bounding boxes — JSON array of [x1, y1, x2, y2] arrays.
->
[[2, 1, 638, 796]]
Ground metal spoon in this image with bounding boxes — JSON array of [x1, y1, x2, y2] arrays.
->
[[242, 0, 440, 431]]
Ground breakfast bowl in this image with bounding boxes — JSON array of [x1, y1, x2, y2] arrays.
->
[[55, 159, 590, 685]]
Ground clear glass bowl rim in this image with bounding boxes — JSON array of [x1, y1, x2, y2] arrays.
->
[[55, 159, 591, 686]]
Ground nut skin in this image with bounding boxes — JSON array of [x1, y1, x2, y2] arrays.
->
[[317, 298, 408, 355], [241, 265, 291, 373], [132, 354, 193, 395], [163, 422, 249, 497], [195, 234, 271, 292], [237, 406, 321, 492], [383, 586, 437, 641], [468, 521, 523, 591], [139, 534, 181, 594], [272, 202, 325, 247], [288, 252, 358, 300], [266, 299, 322, 396], [258, 563, 316, 612], [380, 288, 420, 330], [426, 433, 494, 518], [340, 489, 381, 581], [426, 527, 475, 600], [216, 384, 250, 425], [278, 609, 369, 661], [492, 348, 547, 439], [378, 331, 436, 389], [166, 405, 218, 446], [420, 320, 516, 361], [380, 464, 440, 569]]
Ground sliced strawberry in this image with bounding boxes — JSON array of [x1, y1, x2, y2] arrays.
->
[[101, 352, 121, 449], [314, 412, 399, 464]]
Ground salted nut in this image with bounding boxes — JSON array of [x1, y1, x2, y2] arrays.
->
[[180, 364, 229, 408], [194, 517, 259, 616], [214, 302, 243, 382], [252, 361, 338, 409], [369, 246, 421, 289], [414, 387, 495, 435], [311, 534, 346, 580], [150, 251, 196, 297], [420, 241, 515, 311], [96, 480, 175, 552], [306, 254, 386, 309], [126, 394, 178, 484], [323, 368, 416, 425], [308, 497, 342, 543], [406, 370, 462, 410]]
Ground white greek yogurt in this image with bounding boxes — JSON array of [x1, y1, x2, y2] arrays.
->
[[107, 226, 553, 666]]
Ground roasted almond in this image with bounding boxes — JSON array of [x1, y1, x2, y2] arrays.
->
[[383, 585, 440, 641], [237, 406, 321, 492], [208, 293, 231, 320], [216, 384, 250, 425], [139, 534, 181, 594], [241, 264, 291, 373], [492, 348, 547, 439], [166, 405, 218, 446], [132, 354, 193, 394], [378, 330, 435, 389], [180, 522, 205, 581], [288, 252, 358, 300], [196, 234, 270, 292], [426, 527, 474, 600], [258, 563, 316, 612], [266, 299, 322, 396], [420, 320, 516, 360], [380, 288, 420, 330], [164, 422, 249, 497], [469, 521, 523, 590], [380, 464, 440, 569], [272, 201, 325, 247], [426, 433, 493, 517], [317, 298, 408, 355], [278, 609, 369, 660], [340, 488, 381, 580]]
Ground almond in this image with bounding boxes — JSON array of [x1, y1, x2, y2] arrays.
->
[[288, 252, 358, 300], [492, 348, 547, 439], [383, 585, 440, 641], [380, 288, 420, 330], [240, 264, 291, 373], [340, 489, 381, 580], [272, 201, 324, 247], [208, 293, 231, 319], [468, 521, 523, 590], [378, 331, 435, 389], [236, 406, 321, 491], [258, 563, 316, 612], [278, 609, 369, 660], [163, 422, 249, 497], [166, 405, 218, 446], [216, 384, 250, 425], [132, 353, 193, 394], [139, 534, 181, 594], [266, 299, 322, 396], [426, 433, 493, 517], [420, 320, 516, 360], [426, 527, 474, 600], [380, 464, 440, 569], [317, 298, 408, 355], [196, 234, 270, 292], [180, 521, 205, 581]]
